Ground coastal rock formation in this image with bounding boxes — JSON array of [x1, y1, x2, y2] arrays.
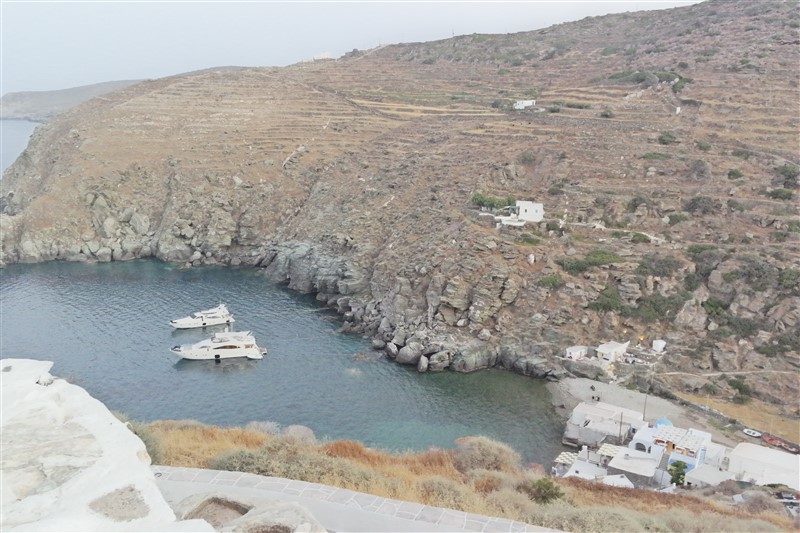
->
[[1, 0, 798, 403], [0, 359, 213, 531]]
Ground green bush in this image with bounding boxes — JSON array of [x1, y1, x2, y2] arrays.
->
[[626, 195, 650, 212], [588, 285, 623, 312], [517, 151, 536, 166], [599, 109, 614, 118], [727, 168, 743, 180], [735, 257, 778, 291], [547, 105, 561, 113], [636, 255, 682, 277], [557, 249, 622, 274], [695, 140, 712, 151], [471, 192, 515, 209], [727, 199, 746, 211], [777, 163, 799, 180], [778, 267, 800, 290], [518, 233, 540, 245], [658, 132, 677, 145], [685, 196, 721, 215], [537, 274, 565, 290], [629, 292, 688, 322], [518, 477, 564, 504], [642, 152, 671, 160], [630, 232, 651, 243], [668, 213, 689, 225], [767, 188, 794, 200]]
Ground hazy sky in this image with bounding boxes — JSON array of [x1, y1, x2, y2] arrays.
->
[[1, 1, 701, 96]]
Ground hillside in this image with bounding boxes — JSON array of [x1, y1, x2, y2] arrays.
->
[[1, 0, 798, 417], [0, 79, 142, 121]]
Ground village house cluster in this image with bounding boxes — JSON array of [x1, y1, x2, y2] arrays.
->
[[554, 399, 800, 495]]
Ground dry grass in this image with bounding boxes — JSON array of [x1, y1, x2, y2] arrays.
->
[[562, 478, 792, 531], [146, 420, 269, 467], [141, 421, 794, 531], [675, 392, 800, 442]]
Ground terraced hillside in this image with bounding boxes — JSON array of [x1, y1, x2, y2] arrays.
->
[[1, 0, 798, 419]]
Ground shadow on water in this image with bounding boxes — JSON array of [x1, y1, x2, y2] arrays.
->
[[174, 358, 261, 374]]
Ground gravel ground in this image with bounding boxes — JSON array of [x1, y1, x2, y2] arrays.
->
[[547, 377, 741, 448]]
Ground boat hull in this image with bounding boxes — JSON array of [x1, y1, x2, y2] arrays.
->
[[171, 346, 265, 361], [170, 316, 235, 329]]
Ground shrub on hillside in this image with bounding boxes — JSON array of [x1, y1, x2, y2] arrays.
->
[[537, 274, 565, 290], [452, 436, 522, 474], [556, 249, 622, 274], [685, 196, 721, 215], [486, 488, 537, 516], [518, 477, 564, 503], [635, 254, 682, 277], [418, 476, 478, 511], [767, 188, 794, 200], [658, 132, 677, 145]]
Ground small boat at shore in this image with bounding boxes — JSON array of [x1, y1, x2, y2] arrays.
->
[[742, 428, 762, 438], [779, 442, 799, 454], [762, 434, 782, 446], [170, 304, 234, 329], [170, 330, 266, 361]]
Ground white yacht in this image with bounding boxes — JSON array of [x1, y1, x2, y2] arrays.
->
[[169, 304, 234, 329], [170, 330, 267, 361]]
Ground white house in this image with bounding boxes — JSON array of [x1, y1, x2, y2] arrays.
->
[[515, 200, 544, 222], [494, 200, 544, 227], [726, 443, 800, 490], [562, 401, 647, 448], [652, 339, 666, 353], [596, 341, 630, 363], [513, 99, 535, 110], [565, 345, 590, 360]]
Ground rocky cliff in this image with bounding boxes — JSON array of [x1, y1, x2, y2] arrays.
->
[[1, 0, 798, 407]]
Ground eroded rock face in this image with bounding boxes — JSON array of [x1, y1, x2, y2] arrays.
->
[[2, 0, 799, 403]]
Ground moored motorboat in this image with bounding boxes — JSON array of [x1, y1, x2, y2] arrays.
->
[[170, 330, 267, 361], [762, 434, 782, 446], [742, 428, 762, 438], [170, 304, 234, 329]]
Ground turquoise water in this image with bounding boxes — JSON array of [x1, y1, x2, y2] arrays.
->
[[0, 260, 565, 464]]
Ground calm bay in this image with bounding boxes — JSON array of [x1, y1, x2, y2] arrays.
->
[[0, 260, 566, 464]]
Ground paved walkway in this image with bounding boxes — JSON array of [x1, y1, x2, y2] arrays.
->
[[153, 466, 554, 532]]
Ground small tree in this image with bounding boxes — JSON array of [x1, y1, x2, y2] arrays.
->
[[519, 477, 564, 503], [669, 460, 688, 485]]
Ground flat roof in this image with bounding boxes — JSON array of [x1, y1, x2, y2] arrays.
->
[[608, 449, 658, 477], [685, 464, 735, 486]]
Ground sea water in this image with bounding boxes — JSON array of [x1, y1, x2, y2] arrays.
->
[[0, 260, 566, 464], [1, 119, 39, 173]]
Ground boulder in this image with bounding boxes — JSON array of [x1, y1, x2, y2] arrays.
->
[[417, 355, 429, 373], [129, 213, 150, 236], [396, 341, 424, 365], [450, 342, 497, 373], [427, 350, 452, 371]]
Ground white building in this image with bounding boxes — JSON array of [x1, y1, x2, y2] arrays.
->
[[494, 200, 544, 227], [562, 401, 647, 448], [596, 341, 630, 363], [652, 339, 666, 353], [513, 99, 535, 110], [565, 345, 590, 360], [726, 443, 800, 490]]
